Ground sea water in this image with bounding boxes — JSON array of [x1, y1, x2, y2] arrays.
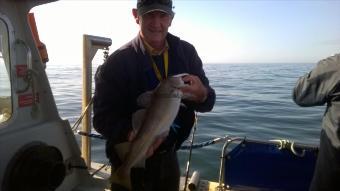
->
[[46, 63, 324, 181]]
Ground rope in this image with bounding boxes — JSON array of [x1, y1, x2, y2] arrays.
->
[[71, 97, 93, 131], [90, 162, 110, 177], [71, 47, 108, 132], [72, 86, 225, 150], [77, 130, 309, 156], [270, 139, 306, 157], [77, 131, 105, 140], [179, 136, 228, 150], [76, 130, 228, 150]]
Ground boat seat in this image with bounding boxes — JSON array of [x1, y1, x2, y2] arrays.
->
[[224, 139, 318, 191]]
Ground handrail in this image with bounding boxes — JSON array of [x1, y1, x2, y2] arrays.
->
[[15, 39, 32, 69], [216, 136, 245, 191], [15, 39, 33, 93]]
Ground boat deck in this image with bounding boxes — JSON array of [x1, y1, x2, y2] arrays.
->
[[90, 162, 220, 191], [179, 177, 220, 191]]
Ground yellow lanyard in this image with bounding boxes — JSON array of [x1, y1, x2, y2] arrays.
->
[[150, 49, 168, 81]]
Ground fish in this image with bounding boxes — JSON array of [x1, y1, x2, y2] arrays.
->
[[111, 73, 188, 190]]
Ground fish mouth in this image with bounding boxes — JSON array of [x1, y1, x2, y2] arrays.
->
[[169, 73, 188, 88], [172, 73, 189, 78]]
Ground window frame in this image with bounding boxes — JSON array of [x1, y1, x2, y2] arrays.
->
[[0, 13, 14, 125]]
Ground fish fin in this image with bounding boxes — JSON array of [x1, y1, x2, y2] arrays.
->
[[134, 158, 146, 168], [137, 91, 153, 108], [158, 128, 170, 138], [181, 92, 194, 100], [110, 167, 132, 191], [114, 142, 131, 161], [132, 109, 146, 133], [180, 102, 187, 108]]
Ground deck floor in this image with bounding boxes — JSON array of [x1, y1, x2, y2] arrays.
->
[[179, 177, 220, 191], [90, 162, 221, 191]]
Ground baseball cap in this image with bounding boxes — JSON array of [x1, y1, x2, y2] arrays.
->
[[137, 0, 174, 16]]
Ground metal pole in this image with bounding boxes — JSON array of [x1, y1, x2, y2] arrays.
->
[[82, 35, 91, 168], [81, 34, 111, 168], [184, 113, 198, 191]]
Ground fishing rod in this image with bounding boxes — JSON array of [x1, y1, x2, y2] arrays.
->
[[183, 112, 198, 191]]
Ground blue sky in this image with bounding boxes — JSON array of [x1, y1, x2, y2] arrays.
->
[[32, 0, 340, 65]]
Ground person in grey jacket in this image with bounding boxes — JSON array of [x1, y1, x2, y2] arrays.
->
[[293, 53, 340, 191], [93, 0, 215, 190]]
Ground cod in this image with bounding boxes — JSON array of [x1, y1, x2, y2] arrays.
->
[[111, 74, 187, 190]]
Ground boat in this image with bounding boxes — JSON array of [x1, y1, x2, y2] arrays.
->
[[0, 0, 318, 190]]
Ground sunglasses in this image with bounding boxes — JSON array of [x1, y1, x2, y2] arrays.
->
[[138, 0, 172, 7]]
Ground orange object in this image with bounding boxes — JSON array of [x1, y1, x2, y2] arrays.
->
[[28, 13, 49, 63]]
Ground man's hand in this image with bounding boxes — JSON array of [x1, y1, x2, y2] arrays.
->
[[145, 136, 166, 157], [180, 74, 208, 103]]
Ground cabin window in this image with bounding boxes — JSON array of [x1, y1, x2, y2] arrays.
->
[[0, 18, 12, 123]]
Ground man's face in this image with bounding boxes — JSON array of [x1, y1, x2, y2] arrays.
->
[[138, 11, 172, 47]]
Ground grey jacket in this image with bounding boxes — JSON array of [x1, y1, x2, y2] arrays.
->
[[293, 53, 340, 148]]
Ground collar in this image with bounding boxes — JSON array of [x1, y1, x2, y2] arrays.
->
[[142, 38, 169, 56]]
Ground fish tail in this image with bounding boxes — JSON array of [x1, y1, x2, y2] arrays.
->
[[110, 167, 132, 191]]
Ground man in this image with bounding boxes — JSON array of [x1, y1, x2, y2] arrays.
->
[[293, 53, 340, 191], [93, 0, 215, 190]]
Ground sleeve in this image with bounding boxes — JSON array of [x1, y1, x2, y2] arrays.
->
[[92, 55, 132, 144], [184, 44, 216, 112], [293, 54, 340, 107]]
